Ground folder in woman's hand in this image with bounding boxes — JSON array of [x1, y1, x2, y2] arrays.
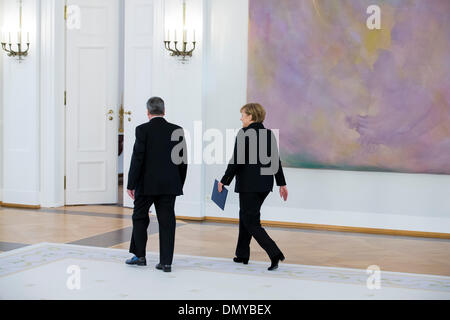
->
[[212, 179, 228, 211]]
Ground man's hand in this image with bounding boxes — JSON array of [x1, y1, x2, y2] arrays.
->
[[279, 186, 288, 201], [127, 189, 135, 200], [218, 181, 224, 193]]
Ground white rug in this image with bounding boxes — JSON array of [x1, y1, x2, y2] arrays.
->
[[0, 243, 449, 300]]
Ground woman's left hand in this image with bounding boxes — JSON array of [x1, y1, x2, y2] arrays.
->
[[218, 181, 224, 193], [279, 186, 288, 201]]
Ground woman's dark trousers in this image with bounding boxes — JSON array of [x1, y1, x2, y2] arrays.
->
[[236, 191, 282, 260]]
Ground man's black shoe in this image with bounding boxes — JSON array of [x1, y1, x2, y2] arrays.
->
[[155, 263, 172, 272], [125, 256, 146, 266]]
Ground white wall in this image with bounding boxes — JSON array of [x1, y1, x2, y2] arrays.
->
[[0, 0, 4, 203], [152, 0, 204, 217], [1, 0, 64, 207], [202, 0, 248, 217], [198, 0, 450, 233], [2, 0, 41, 205], [0, 0, 448, 234]]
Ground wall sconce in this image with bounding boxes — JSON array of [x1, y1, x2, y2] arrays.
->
[[163, 0, 196, 62], [1, 0, 30, 62]]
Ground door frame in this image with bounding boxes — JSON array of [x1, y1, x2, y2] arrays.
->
[[64, 0, 121, 205], [40, 0, 125, 207], [39, 0, 66, 207], [122, 0, 159, 208]]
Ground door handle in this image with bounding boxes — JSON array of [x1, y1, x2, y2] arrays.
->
[[124, 110, 132, 122], [107, 109, 114, 121]]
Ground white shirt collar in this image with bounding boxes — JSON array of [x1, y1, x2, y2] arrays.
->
[[149, 115, 165, 121]]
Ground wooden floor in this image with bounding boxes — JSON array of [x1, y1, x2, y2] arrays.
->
[[1, 204, 450, 276]]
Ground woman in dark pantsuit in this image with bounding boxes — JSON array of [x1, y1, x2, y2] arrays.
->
[[218, 103, 288, 271]]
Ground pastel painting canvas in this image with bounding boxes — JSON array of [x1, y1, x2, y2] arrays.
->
[[247, 0, 450, 174]]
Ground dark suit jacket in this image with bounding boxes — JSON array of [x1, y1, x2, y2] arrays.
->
[[220, 122, 286, 193], [127, 117, 188, 196]]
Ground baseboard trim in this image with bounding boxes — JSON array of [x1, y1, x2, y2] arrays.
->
[[0, 202, 41, 209], [176, 215, 205, 221], [175, 215, 450, 239]]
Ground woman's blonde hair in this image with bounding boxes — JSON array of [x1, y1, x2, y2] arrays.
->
[[240, 103, 266, 123]]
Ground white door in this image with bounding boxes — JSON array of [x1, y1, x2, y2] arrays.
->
[[66, 0, 120, 204], [123, 0, 155, 207]]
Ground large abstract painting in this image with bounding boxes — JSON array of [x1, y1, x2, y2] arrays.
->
[[247, 0, 450, 174]]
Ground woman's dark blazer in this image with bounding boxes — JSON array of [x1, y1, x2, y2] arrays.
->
[[220, 122, 286, 193]]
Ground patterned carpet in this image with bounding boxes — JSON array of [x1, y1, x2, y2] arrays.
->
[[0, 243, 449, 299]]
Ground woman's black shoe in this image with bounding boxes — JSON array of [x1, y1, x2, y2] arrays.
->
[[233, 257, 249, 265], [268, 253, 285, 271]]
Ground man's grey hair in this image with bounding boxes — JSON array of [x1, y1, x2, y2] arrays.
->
[[147, 97, 165, 115]]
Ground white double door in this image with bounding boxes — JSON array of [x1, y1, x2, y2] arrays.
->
[[65, 0, 154, 206]]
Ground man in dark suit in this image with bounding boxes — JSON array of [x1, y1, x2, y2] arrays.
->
[[125, 97, 187, 272]]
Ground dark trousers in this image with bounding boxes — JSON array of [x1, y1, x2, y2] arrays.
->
[[236, 191, 282, 260], [129, 194, 176, 265]]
